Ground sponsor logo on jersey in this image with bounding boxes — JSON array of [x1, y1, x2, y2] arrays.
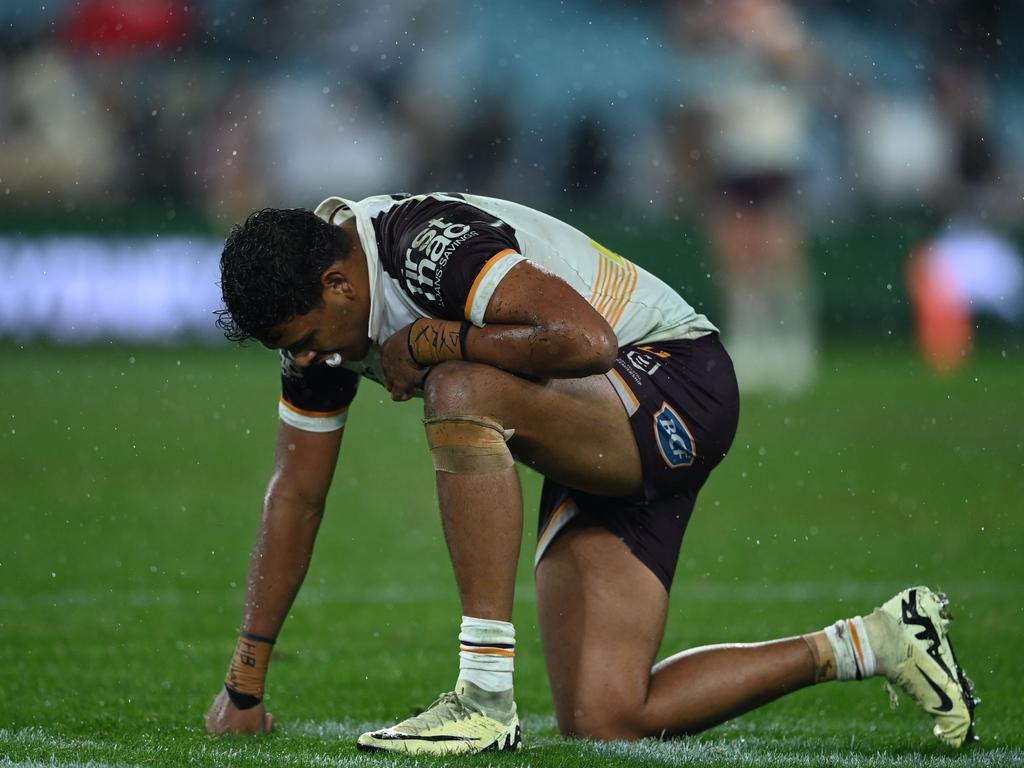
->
[[403, 217, 479, 304], [653, 402, 696, 468], [626, 350, 661, 377]]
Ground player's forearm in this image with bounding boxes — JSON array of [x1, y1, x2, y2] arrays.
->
[[407, 317, 616, 379], [239, 494, 325, 639], [465, 321, 617, 378]]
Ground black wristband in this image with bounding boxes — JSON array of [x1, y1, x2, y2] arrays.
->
[[239, 629, 276, 645], [225, 684, 262, 710], [460, 320, 472, 361], [407, 320, 427, 367]]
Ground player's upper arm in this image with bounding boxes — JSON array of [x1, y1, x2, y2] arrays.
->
[[484, 260, 617, 371], [278, 351, 359, 433], [267, 421, 343, 513], [270, 352, 359, 510]]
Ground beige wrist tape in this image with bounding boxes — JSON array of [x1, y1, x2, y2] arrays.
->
[[409, 318, 466, 366], [424, 415, 514, 474], [225, 633, 274, 699]]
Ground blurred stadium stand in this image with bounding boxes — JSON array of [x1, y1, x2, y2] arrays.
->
[[0, 0, 1021, 351]]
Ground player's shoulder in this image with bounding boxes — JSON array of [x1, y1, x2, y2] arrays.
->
[[372, 193, 501, 232], [366, 193, 519, 269], [314, 193, 418, 225], [346, 193, 521, 318]]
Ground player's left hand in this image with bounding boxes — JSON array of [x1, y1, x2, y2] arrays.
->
[[381, 324, 428, 401], [205, 688, 274, 735]]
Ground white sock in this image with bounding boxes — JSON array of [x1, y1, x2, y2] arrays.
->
[[456, 616, 515, 693], [824, 616, 877, 681]]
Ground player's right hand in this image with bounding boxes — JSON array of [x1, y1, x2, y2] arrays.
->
[[381, 323, 428, 401], [205, 688, 274, 735]]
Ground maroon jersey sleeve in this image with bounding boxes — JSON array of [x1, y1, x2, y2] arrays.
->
[[373, 195, 523, 320], [278, 352, 360, 432]]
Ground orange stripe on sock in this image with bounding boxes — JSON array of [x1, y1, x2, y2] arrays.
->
[[460, 646, 515, 657], [847, 619, 866, 675]]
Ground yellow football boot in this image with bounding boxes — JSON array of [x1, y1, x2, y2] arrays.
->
[[870, 586, 979, 747], [356, 681, 521, 755]]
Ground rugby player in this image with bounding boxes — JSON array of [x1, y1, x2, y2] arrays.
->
[[205, 193, 977, 753]]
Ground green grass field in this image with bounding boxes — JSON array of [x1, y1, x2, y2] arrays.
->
[[1, 342, 1022, 767]]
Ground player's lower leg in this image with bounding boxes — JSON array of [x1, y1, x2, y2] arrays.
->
[[539, 528, 976, 746], [357, 414, 522, 754], [796, 586, 977, 745], [597, 593, 976, 745]]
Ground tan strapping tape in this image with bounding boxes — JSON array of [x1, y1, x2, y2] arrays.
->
[[424, 415, 514, 474]]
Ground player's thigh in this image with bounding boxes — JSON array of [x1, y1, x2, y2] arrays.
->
[[423, 362, 641, 498], [536, 519, 668, 739]]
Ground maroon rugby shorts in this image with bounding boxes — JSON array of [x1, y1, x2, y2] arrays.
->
[[534, 333, 740, 591]]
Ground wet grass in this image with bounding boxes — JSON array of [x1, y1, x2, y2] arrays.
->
[[1, 341, 1022, 767]]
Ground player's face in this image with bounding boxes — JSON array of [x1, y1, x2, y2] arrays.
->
[[271, 263, 372, 368]]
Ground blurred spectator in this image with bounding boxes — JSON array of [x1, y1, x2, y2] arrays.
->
[[669, 0, 820, 394], [1, 0, 1023, 363], [905, 0, 1024, 373], [0, 41, 125, 205], [0, 0, 1021, 227]]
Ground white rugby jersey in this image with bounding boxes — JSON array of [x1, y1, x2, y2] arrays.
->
[[278, 192, 716, 432]]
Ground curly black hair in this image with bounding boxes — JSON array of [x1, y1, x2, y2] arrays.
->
[[215, 208, 350, 344]]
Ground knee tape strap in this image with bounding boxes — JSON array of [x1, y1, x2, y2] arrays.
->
[[424, 415, 514, 474]]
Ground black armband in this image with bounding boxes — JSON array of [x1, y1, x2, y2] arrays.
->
[[460, 320, 472, 362], [225, 684, 262, 710]]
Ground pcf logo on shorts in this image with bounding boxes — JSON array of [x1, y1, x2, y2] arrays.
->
[[653, 403, 696, 468]]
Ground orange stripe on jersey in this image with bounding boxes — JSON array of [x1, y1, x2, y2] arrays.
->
[[464, 249, 518, 319], [595, 263, 621, 317], [589, 253, 608, 306], [459, 646, 516, 657], [606, 262, 639, 329], [605, 262, 633, 328], [601, 262, 631, 320], [280, 397, 348, 419], [595, 262, 625, 318]]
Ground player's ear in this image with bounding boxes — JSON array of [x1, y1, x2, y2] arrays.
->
[[321, 261, 354, 298]]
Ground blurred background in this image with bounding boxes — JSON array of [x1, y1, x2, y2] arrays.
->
[[1, 0, 1021, 390]]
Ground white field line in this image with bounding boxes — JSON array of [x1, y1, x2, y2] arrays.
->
[[0, 579, 1018, 613], [284, 713, 558, 740], [0, 727, 105, 751], [1, 727, 1022, 768], [591, 739, 1024, 768]]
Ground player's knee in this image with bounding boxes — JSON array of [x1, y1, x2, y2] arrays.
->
[[422, 360, 502, 417], [560, 707, 645, 742]]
